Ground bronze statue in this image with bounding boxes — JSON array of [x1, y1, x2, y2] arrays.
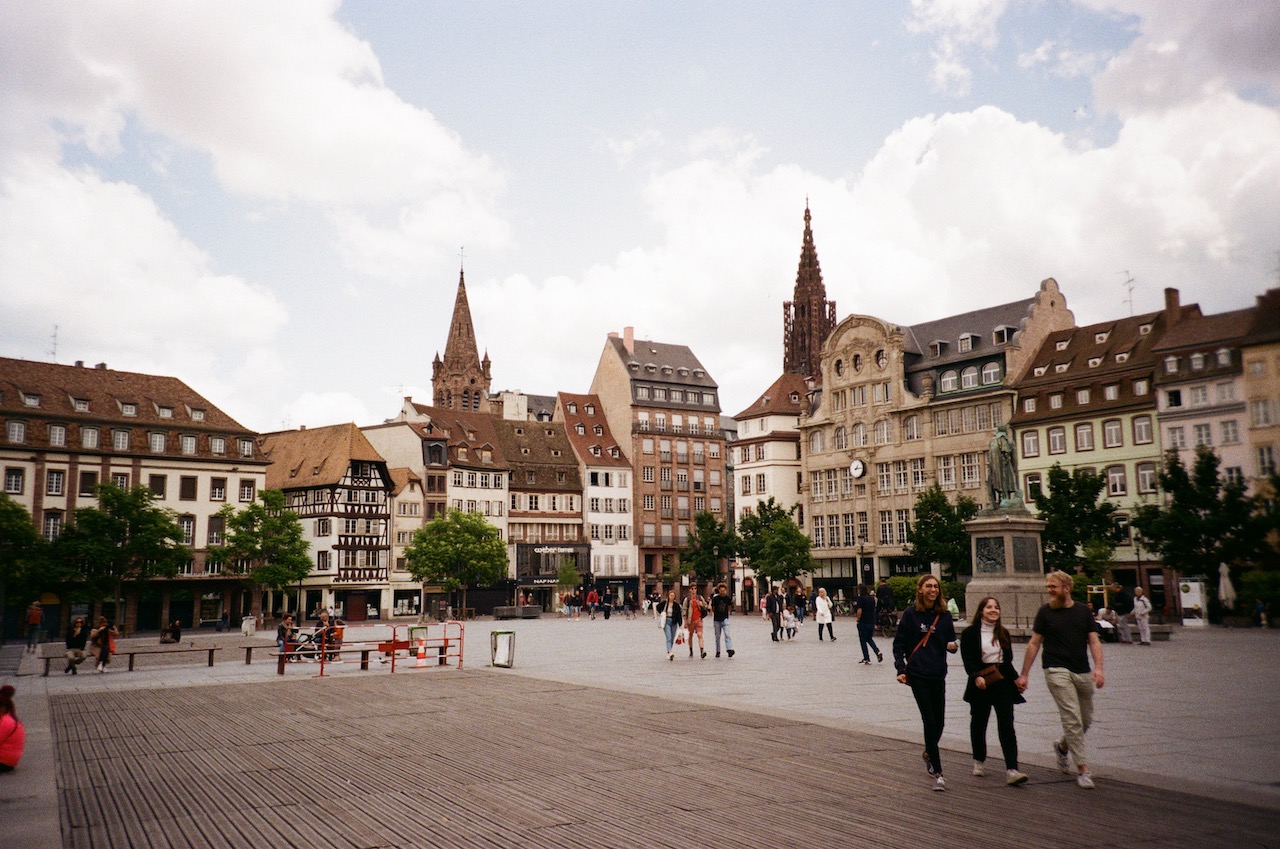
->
[[987, 423, 1019, 507]]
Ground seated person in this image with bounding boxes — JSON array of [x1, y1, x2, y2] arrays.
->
[[160, 620, 182, 644], [276, 615, 297, 656], [314, 611, 339, 661]]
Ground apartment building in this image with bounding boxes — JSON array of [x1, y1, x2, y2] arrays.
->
[[799, 279, 1074, 595], [1242, 289, 1280, 484], [590, 328, 728, 595], [557, 392, 638, 604], [0, 357, 268, 634]]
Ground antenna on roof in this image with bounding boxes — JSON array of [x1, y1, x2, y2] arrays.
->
[[48, 324, 58, 361], [1120, 270, 1135, 316]]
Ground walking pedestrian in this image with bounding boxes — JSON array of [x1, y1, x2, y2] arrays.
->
[[1133, 587, 1153, 645], [854, 584, 882, 663], [683, 586, 709, 658], [794, 586, 809, 625], [766, 585, 785, 642], [25, 601, 42, 653], [1015, 570, 1106, 789], [1109, 582, 1134, 644], [814, 587, 835, 641], [710, 582, 735, 658], [961, 596, 1028, 786], [586, 587, 599, 620], [893, 574, 957, 791], [658, 590, 684, 661]]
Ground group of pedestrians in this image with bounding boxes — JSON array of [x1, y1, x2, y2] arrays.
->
[[60, 616, 118, 674], [893, 570, 1105, 792], [658, 583, 736, 660]]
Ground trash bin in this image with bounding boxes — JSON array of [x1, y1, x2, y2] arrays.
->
[[490, 630, 515, 668], [241, 616, 257, 636]]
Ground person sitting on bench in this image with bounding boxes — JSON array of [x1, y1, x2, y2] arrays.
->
[[160, 620, 182, 644]]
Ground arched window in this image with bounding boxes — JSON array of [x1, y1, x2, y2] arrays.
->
[[981, 362, 1001, 384], [834, 426, 848, 450], [961, 366, 979, 389], [874, 419, 892, 444], [809, 430, 825, 453], [852, 423, 867, 447], [903, 415, 920, 441], [939, 371, 958, 392]]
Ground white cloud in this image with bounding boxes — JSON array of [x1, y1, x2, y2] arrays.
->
[[907, 0, 1010, 95], [1017, 40, 1104, 79]]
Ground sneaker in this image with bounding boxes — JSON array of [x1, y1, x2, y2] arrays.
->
[[1054, 740, 1072, 774], [1076, 772, 1095, 789], [932, 776, 946, 792], [972, 761, 986, 777], [727, 649, 735, 658], [1006, 769, 1028, 786], [715, 652, 721, 658], [922, 751, 936, 777], [876, 650, 884, 663]]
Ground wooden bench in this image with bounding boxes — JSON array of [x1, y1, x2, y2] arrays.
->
[[43, 646, 220, 676], [272, 645, 389, 675]]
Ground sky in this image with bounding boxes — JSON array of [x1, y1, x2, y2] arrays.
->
[[1, 1, 1278, 433]]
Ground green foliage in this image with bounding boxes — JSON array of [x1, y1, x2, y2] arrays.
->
[[737, 497, 814, 585], [680, 512, 740, 582], [1239, 570, 1280, 618], [1080, 538, 1116, 582], [886, 576, 918, 611], [0, 493, 49, 602], [1034, 465, 1119, 572], [404, 509, 507, 607], [1133, 447, 1265, 575], [51, 483, 188, 609], [905, 483, 979, 579], [214, 490, 313, 596], [556, 560, 580, 588]]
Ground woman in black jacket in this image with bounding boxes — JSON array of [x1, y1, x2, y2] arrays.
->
[[64, 617, 89, 674], [960, 596, 1028, 786], [892, 574, 957, 791]]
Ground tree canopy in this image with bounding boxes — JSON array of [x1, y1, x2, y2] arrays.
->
[[906, 483, 979, 579], [1033, 465, 1120, 575], [737, 497, 814, 585], [214, 489, 313, 613], [1133, 447, 1265, 580], [52, 483, 188, 613], [680, 511, 740, 583], [0, 493, 49, 608], [404, 509, 507, 607]]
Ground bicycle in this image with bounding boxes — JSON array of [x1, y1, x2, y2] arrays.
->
[[833, 599, 853, 617], [876, 608, 898, 638]]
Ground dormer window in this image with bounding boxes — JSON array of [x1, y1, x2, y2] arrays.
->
[[1164, 356, 1179, 374], [661, 366, 673, 375], [21, 393, 40, 407], [73, 398, 90, 412], [677, 367, 689, 376], [1055, 340, 1069, 351], [1115, 352, 1129, 363], [1077, 389, 1090, 404], [1034, 366, 1048, 377], [1216, 348, 1231, 367], [1055, 363, 1069, 373], [594, 425, 603, 436], [575, 424, 585, 435], [1139, 323, 1153, 335], [585, 403, 595, 415], [590, 446, 602, 456], [610, 447, 620, 458], [992, 326, 1013, 345], [1088, 357, 1102, 368], [693, 369, 705, 378], [190, 408, 205, 421], [1190, 353, 1205, 371], [957, 334, 974, 353], [567, 402, 577, 414], [930, 340, 948, 357], [1095, 331, 1109, 344], [157, 406, 173, 418], [1050, 394, 1063, 409], [789, 392, 799, 402], [121, 402, 137, 416], [1023, 398, 1036, 413], [458, 447, 468, 460]]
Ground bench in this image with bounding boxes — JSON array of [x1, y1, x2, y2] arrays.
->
[[44, 646, 220, 676], [272, 645, 390, 675]]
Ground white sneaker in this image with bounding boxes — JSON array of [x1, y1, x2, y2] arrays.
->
[[932, 776, 946, 791], [1076, 772, 1095, 789], [1006, 769, 1028, 786], [972, 761, 986, 777]]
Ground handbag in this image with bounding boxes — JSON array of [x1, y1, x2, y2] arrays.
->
[[977, 664, 1004, 685], [675, 627, 688, 645]]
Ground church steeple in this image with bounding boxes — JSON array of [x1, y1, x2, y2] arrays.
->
[[782, 202, 837, 377], [432, 267, 492, 412]]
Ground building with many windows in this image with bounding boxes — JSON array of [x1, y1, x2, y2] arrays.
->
[[1242, 289, 1280, 484], [590, 328, 728, 595], [557, 392, 638, 605], [799, 279, 1074, 596], [258, 423, 396, 622], [0, 357, 267, 635]]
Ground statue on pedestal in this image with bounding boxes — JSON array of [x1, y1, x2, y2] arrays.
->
[[987, 423, 1020, 509]]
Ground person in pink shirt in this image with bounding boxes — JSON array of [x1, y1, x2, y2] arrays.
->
[[0, 685, 25, 773]]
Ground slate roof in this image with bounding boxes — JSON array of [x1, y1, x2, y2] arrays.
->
[[733, 373, 810, 420], [259, 423, 387, 490], [606, 336, 719, 389], [557, 392, 631, 468], [491, 418, 582, 492]]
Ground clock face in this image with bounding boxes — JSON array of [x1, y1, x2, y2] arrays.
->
[[850, 459, 865, 478]]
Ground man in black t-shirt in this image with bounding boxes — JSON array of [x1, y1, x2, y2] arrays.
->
[[1016, 570, 1105, 789], [1109, 582, 1134, 644], [710, 582, 735, 658]]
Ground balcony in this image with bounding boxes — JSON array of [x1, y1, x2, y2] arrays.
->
[[676, 480, 689, 491], [660, 480, 673, 491], [336, 566, 389, 583]]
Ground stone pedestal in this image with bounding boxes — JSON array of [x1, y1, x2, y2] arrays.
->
[[965, 508, 1047, 630]]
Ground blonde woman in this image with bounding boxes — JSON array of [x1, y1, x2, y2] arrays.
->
[[813, 587, 835, 641]]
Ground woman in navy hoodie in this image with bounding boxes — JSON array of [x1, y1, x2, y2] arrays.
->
[[893, 574, 957, 790]]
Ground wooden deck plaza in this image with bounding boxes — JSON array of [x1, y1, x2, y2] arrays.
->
[[48, 670, 1272, 849]]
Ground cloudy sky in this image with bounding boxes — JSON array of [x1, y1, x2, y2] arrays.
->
[[2, 1, 1277, 432]]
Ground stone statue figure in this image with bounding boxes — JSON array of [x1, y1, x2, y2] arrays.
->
[[987, 423, 1019, 507]]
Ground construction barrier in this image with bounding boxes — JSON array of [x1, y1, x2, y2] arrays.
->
[[274, 622, 465, 675]]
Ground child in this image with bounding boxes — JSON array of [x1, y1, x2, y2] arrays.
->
[[782, 605, 799, 640]]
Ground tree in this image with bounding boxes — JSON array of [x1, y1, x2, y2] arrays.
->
[[737, 497, 814, 586], [403, 509, 507, 611], [0, 493, 49, 628], [1033, 465, 1120, 575], [680, 512, 740, 584], [52, 484, 188, 623], [1134, 447, 1265, 584], [905, 484, 979, 579], [213, 489, 313, 619]]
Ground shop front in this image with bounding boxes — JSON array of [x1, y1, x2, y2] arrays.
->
[[515, 542, 590, 612]]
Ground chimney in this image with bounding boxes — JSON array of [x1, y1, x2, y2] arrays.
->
[[623, 325, 634, 354], [299, 425, 306, 431], [74, 360, 84, 368], [94, 363, 107, 370], [1164, 288, 1181, 327]]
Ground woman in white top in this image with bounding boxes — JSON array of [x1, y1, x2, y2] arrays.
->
[[959, 596, 1028, 786], [813, 587, 835, 642]]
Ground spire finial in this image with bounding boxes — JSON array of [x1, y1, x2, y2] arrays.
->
[[459, 246, 465, 272]]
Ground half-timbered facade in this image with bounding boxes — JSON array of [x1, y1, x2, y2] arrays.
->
[[258, 424, 395, 622]]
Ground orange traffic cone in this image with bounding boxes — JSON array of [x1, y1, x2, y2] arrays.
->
[[415, 638, 426, 668]]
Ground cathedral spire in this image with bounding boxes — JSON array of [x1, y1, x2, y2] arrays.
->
[[782, 202, 837, 377], [432, 266, 492, 411]]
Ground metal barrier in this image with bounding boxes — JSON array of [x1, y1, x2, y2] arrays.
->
[[275, 622, 466, 675]]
